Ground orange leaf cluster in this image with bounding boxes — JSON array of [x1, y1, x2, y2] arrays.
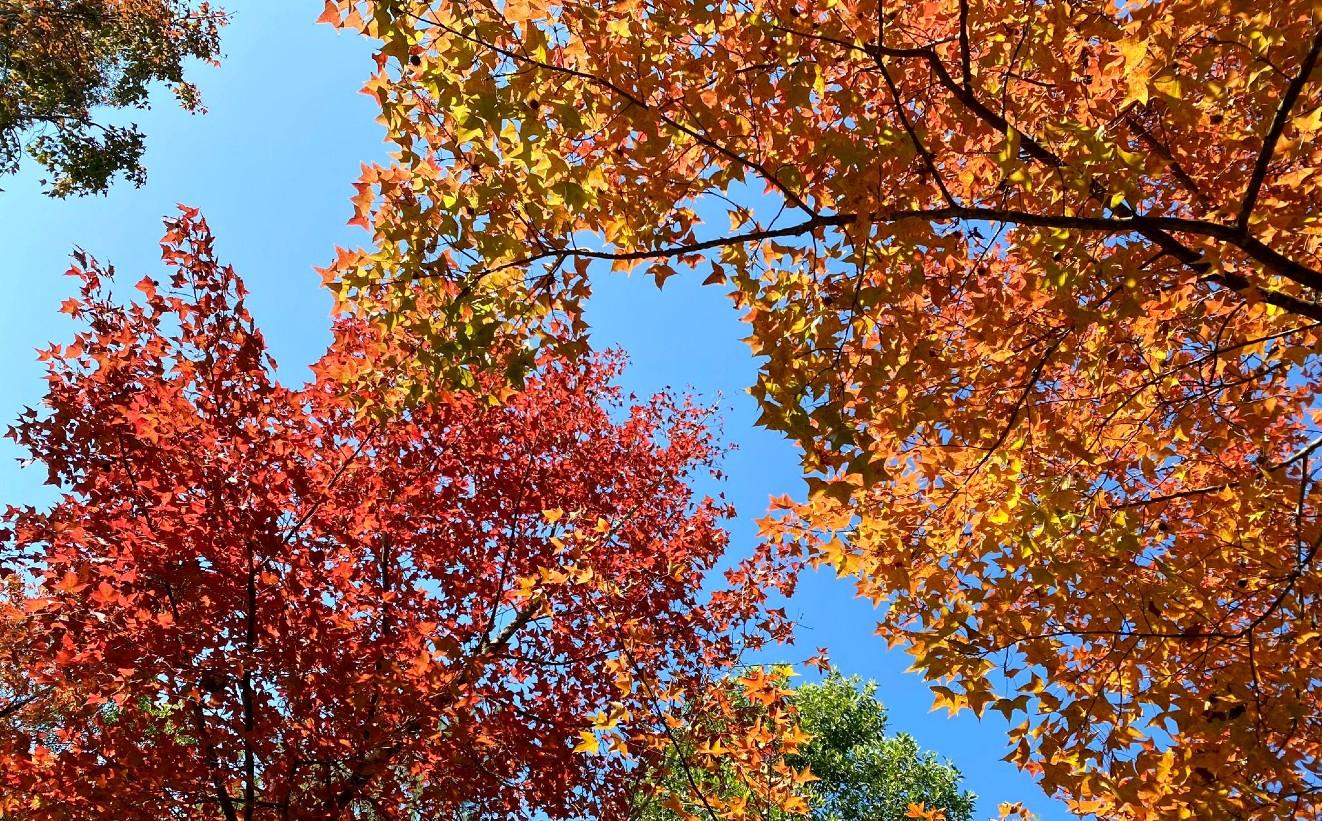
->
[[321, 0, 1322, 815]]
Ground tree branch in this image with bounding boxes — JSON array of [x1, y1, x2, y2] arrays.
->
[[957, 0, 973, 87], [426, 204, 1322, 320], [1237, 26, 1322, 230], [0, 692, 38, 721], [877, 59, 957, 206], [328, 601, 542, 813]]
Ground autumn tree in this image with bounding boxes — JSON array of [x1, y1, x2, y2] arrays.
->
[[0, 208, 807, 819], [638, 669, 976, 821], [0, 0, 225, 196], [318, 0, 1322, 816]]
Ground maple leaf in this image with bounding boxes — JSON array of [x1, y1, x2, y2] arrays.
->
[[905, 803, 946, 821], [572, 730, 599, 755], [316, 0, 342, 27]]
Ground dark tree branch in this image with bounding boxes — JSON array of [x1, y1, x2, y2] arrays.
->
[[423, 203, 1322, 320], [328, 601, 541, 813], [1126, 114, 1211, 210], [877, 58, 957, 206], [957, 0, 973, 86], [1238, 26, 1322, 230], [0, 692, 38, 721]]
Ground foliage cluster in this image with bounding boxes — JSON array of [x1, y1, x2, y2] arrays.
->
[[639, 671, 976, 821], [0, 0, 225, 196]]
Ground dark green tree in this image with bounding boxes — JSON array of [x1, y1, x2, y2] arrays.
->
[[0, 1, 225, 196], [639, 670, 976, 821]]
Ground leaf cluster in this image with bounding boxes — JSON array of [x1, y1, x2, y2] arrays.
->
[[0, 0, 225, 196]]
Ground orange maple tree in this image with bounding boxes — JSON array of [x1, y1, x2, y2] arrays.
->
[[0, 209, 808, 819], [317, 0, 1322, 816]]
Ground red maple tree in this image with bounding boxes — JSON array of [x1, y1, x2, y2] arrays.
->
[[0, 209, 796, 819]]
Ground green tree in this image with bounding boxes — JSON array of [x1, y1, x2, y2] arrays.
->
[[0, 1, 225, 196], [640, 671, 975, 821]]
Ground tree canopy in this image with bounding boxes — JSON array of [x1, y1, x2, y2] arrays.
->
[[315, 0, 1322, 816], [6, 0, 1322, 817], [789, 673, 974, 821], [640, 671, 977, 821], [0, 209, 803, 819], [0, 1, 225, 196]]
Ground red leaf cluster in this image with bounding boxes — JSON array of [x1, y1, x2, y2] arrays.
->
[[0, 209, 789, 819]]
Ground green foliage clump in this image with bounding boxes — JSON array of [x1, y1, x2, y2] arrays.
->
[[789, 673, 975, 821], [0, 0, 225, 196], [640, 670, 976, 821]]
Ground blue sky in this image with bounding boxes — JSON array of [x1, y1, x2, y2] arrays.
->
[[0, 4, 1068, 817]]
